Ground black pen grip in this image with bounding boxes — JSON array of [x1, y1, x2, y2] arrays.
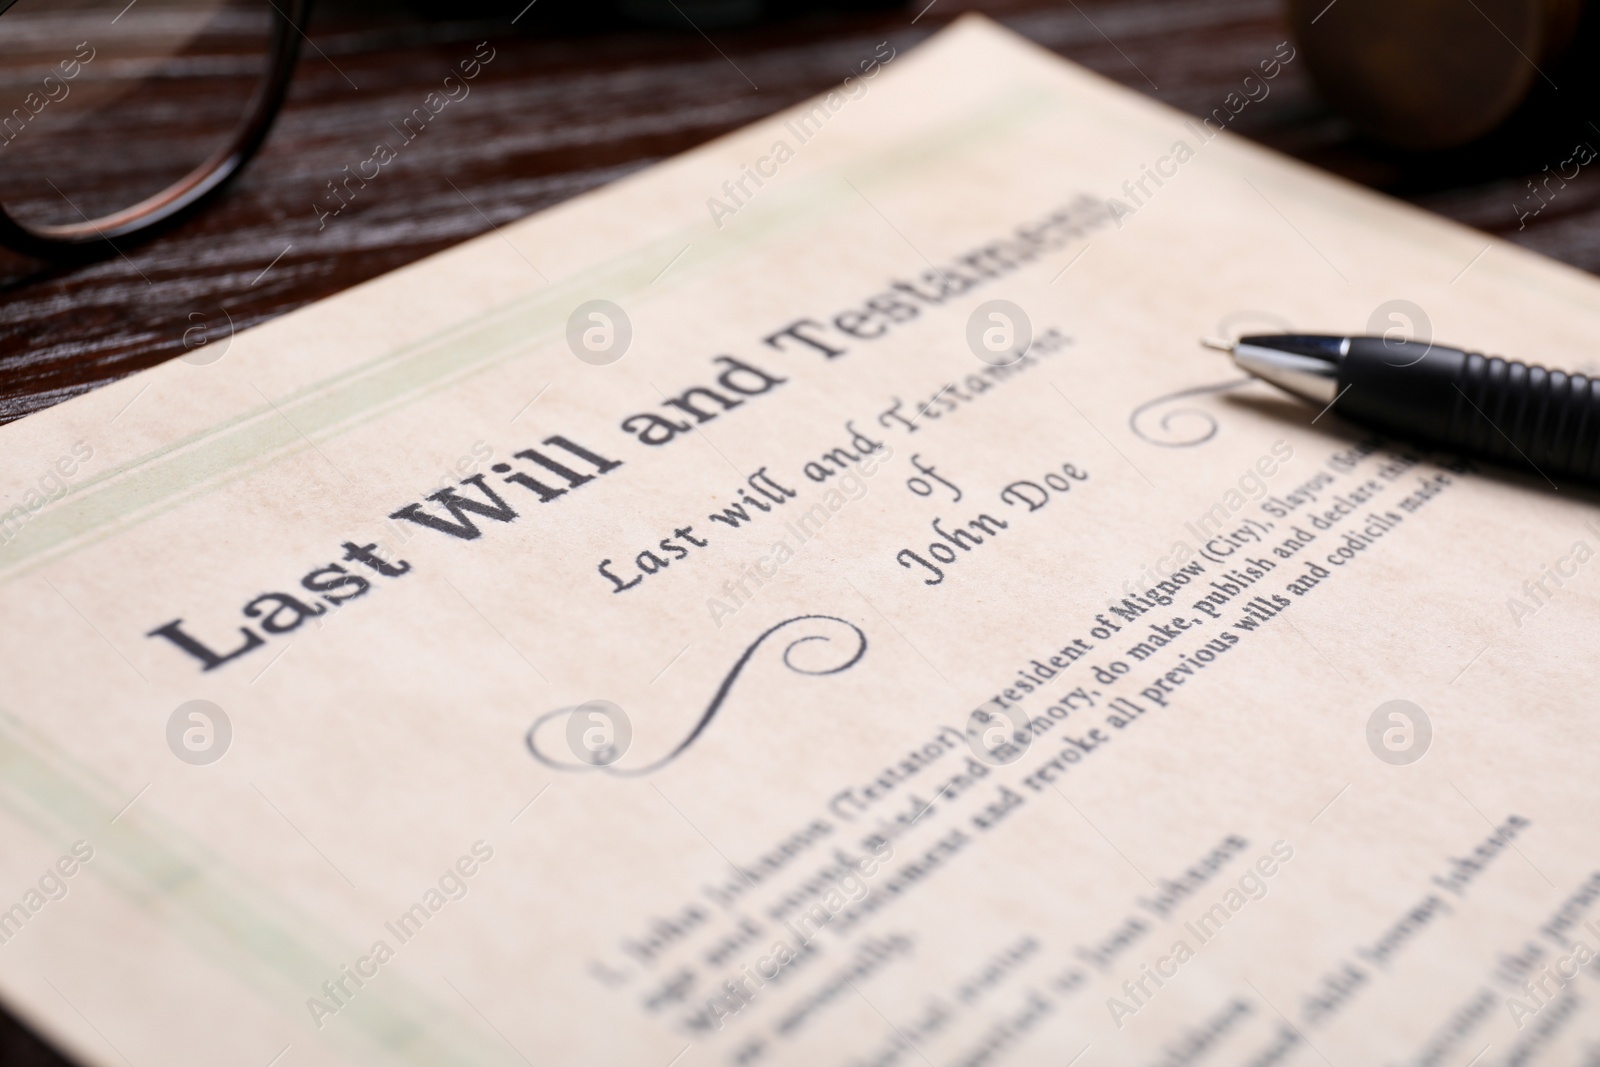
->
[[1335, 337, 1600, 484]]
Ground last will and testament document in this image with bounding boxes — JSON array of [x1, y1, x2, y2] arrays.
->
[[2, 16, 1599, 1067]]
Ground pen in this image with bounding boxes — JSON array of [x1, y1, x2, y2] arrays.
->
[[1202, 334, 1600, 485]]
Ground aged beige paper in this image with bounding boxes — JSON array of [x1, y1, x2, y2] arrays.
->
[[2, 14, 1599, 1067]]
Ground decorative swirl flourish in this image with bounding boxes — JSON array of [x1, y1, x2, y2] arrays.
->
[[525, 614, 867, 777], [1128, 378, 1255, 448]]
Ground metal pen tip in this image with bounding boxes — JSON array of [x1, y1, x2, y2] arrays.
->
[[1199, 336, 1236, 354]]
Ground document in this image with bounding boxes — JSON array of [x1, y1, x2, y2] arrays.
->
[[2, 15, 1598, 1066]]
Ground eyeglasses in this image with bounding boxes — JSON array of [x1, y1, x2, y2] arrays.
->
[[0, 0, 310, 261]]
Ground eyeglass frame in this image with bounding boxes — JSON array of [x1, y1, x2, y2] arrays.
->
[[0, 0, 313, 261]]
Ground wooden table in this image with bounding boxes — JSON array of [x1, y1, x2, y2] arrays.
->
[[6, 0, 1600, 430], [1, 0, 1594, 1058]]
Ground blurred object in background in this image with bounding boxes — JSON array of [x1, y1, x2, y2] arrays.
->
[[0, 0, 306, 259], [0, 0, 901, 261], [1287, 0, 1590, 150]]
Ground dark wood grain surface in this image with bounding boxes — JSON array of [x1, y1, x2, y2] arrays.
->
[[2, 0, 1597, 1060], [6, 0, 1600, 429]]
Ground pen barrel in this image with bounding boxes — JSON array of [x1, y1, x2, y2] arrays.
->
[[1335, 337, 1600, 484]]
